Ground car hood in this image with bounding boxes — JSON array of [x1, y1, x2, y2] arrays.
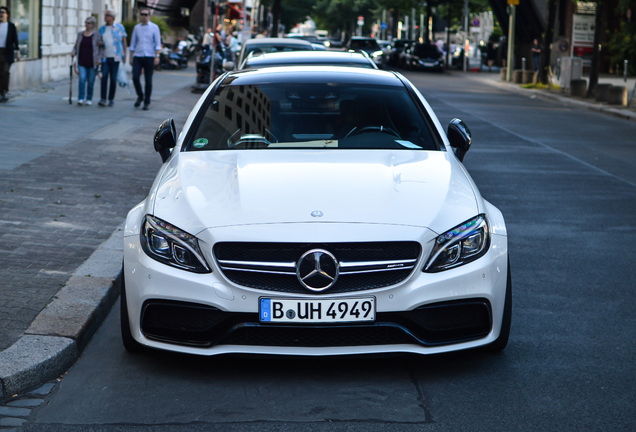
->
[[151, 150, 479, 235]]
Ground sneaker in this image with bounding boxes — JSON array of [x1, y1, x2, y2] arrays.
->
[[142, 104, 150, 111], [108, 100, 114, 107], [134, 97, 143, 108], [98, 100, 107, 107], [0, 94, 8, 103], [86, 100, 92, 106], [78, 99, 84, 105]]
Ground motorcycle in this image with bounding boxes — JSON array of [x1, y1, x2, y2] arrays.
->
[[192, 43, 234, 92]]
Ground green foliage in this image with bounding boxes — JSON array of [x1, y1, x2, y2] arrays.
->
[[122, 16, 171, 41], [283, 0, 496, 39], [280, 0, 316, 32], [122, 20, 135, 39], [314, 0, 380, 34], [606, 16, 636, 75]]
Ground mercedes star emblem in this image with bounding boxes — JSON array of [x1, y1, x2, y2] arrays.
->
[[296, 249, 339, 292]]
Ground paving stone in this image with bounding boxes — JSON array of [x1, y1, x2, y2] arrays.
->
[[29, 383, 56, 396], [6, 398, 44, 407], [0, 416, 28, 427], [0, 405, 30, 416]]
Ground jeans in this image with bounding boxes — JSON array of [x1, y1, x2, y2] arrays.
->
[[78, 65, 97, 101], [101, 58, 120, 101], [0, 48, 11, 95], [132, 57, 155, 105]]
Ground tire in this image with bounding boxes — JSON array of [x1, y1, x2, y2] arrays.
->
[[483, 258, 512, 352], [120, 265, 146, 353]]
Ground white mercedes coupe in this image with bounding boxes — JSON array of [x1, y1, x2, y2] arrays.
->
[[121, 66, 511, 356]]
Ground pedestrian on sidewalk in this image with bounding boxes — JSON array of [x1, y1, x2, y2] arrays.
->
[[0, 6, 20, 103], [97, 10, 127, 107], [72, 17, 102, 106], [129, 8, 161, 111], [486, 41, 496, 72], [532, 38, 541, 72]]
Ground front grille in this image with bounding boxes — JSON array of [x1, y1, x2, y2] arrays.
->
[[140, 299, 492, 348], [214, 241, 421, 294]]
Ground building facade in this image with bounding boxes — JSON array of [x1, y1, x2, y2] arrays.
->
[[2, 0, 126, 91]]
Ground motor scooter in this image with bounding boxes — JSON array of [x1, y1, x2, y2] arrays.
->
[[192, 43, 234, 92]]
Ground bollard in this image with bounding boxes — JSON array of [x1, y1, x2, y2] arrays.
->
[[595, 84, 612, 102], [522, 57, 526, 71], [522, 70, 535, 84], [570, 79, 587, 97], [607, 85, 628, 106], [625, 60, 629, 82]]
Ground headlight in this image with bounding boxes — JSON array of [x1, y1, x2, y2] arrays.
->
[[372, 50, 383, 58], [424, 215, 490, 272], [141, 215, 211, 273]]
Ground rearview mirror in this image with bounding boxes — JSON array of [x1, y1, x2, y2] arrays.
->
[[154, 118, 176, 163], [447, 118, 471, 162]]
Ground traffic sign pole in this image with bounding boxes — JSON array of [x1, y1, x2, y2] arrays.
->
[[506, 0, 518, 82]]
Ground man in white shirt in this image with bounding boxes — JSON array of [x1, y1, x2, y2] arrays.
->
[[129, 8, 161, 110]]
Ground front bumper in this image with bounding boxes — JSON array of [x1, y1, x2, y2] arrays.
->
[[123, 222, 508, 356]]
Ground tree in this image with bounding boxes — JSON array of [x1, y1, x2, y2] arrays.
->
[[538, 0, 557, 84], [606, 1, 636, 76], [314, 0, 379, 39], [586, 1, 605, 98], [272, 0, 281, 36]]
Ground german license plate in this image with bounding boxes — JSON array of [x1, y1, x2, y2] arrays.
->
[[259, 297, 375, 323]]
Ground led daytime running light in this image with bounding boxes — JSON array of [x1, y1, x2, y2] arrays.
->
[[142, 215, 210, 273], [425, 215, 489, 272]]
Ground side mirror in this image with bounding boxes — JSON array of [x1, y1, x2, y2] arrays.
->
[[447, 118, 471, 162], [154, 118, 176, 163]]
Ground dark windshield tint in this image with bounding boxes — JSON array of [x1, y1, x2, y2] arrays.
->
[[186, 82, 442, 151], [349, 39, 380, 51], [415, 44, 441, 57]]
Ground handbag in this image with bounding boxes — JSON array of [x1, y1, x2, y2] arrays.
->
[[117, 64, 128, 87]]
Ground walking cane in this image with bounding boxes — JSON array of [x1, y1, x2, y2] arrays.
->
[[69, 55, 74, 104]]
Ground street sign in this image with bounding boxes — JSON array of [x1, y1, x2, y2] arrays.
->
[[508, 0, 519, 5], [358, 15, 364, 26], [472, 18, 480, 27]]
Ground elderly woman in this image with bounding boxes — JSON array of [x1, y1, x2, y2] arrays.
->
[[72, 16, 103, 105]]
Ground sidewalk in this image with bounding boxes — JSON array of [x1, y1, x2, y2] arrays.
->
[[461, 67, 636, 122], [0, 66, 200, 399]]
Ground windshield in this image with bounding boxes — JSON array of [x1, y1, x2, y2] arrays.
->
[[349, 39, 380, 51], [415, 45, 441, 57], [244, 44, 311, 58], [185, 82, 442, 151]]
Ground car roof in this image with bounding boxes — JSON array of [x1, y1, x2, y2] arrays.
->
[[219, 66, 404, 87], [242, 51, 377, 69]]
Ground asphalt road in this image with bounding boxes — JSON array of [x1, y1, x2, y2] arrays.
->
[[18, 70, 636, 431]]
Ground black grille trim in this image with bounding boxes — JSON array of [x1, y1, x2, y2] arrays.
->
[[213, 241, 422, 294], [140, 299, 492, 349]]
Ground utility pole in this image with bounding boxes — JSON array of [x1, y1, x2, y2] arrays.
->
[[506, 0, 518, 81], [463, 0, 469, 72]]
